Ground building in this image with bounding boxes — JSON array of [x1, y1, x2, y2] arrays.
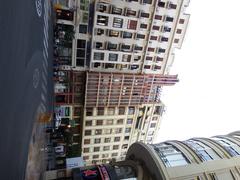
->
[[54, 70, 86, 159], [53, 0, 190, 165], [55, 0, 190, 73], [90, 0, 190, 74], [44, 131, 240, 180], [81, 71, 177, 165]]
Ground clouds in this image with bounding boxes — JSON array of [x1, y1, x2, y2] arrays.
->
[[156, 0, 240, 142]]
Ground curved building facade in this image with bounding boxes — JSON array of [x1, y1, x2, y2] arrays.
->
[[126, 131, 240, 180], [44, 131, 240, 180]]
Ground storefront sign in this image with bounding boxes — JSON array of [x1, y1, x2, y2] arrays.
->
[[80, 165, 110, 180]]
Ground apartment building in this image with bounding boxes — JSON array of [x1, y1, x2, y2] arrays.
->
[[53, 0, 190, 166], [91, 0, 190, 74], [79, 71, 178, 165], [81, 102, 165, 165], [55, 0, 190, 73]]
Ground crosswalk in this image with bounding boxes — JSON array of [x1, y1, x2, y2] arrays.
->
[[37, 0, 51, 115]]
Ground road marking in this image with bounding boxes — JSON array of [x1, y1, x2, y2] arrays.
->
[[41, 82, 47, 94], [40, 102, 46, 113], [42, 71, 47, 85], [33, 68, 40, 88], [42, 60, 48, 75], [41, 93, 46, 103], [35, 0, 42, 17]]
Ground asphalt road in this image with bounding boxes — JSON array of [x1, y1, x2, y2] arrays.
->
[[0, 0, 53, 179]]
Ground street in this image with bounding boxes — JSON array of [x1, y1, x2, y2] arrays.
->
[[0, 0, 53, 179]]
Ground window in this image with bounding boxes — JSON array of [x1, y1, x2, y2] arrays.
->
[[104, 129, 112, 134], [148, 47, 155, 52], [97, 3, 107, 13], [104, 138, 111, 143], [105, 63, 114, 69], [127, 119, 133, 124], [128, 107, 135, 115], [152, 117, 158, 121], [144, 65, 151, 69], [96, 28, 104, 36], [154, 143, 190, 167], [118, 107, 125, 115], [114, 137, 121, 142], [102, 154, 109, 158], [156, 56, 163, 62], [106, 119, 113, 125], [166, 16, 174, 22], [122, 144, 128, 149], [121, 44, 131, 52], [148, 131, 154, 135], [94, 138, 101, 144], [113, 17, 123, 28], [143, 0, 152, 4], [115, 128, 122, 134], [150, 123, 156, 128], [96, 120, 103, 126], [95, 129, 102, 135], [161, 37, 168, 42], [124, 136, 130, 140], [140, 23, 148, 29], [179, 19, 185, 24], [103, 146, 110, 151], [107, 107, 115, 115], [107, 42, 118, 51], [131, 65, 139, 70], [85, 130, 91, 136], [125, 128, 131, 133], [128, 20, 138, 30], [93, 62, 101, 68], [174, 39, 179, 43], [136, 34, 145, 39], [109, 30, 120, 37], [94, 147, 100, 152], [83, 156, 89, 160], [140, 12, 150, 18], [109, 53, 118, 61], [79, 24, 87, 34], [86, 108, 93, 116], [92, 155, 99, 159], [123, 32, 133, 39], [112, 153, 118, 157], [126, 9, 137, 17], [84, 139, 91, 144], [152, 25, 160, 30], [85, 120, 92, 126], [134, 45, 143, 51], [185, 140, 221, 161], [97, 107, 104, 115], [158, 48, 166, 53], [113, 145, 119, 150], [94, 52, 104, 61], [112, 6, 122, 15], [74, 107, 81, 116], [95, 42, 104, 50], [146, 56, 153, 61], [134, 55, 142, 62], [176, 29, 182, 34], [117, 119, 124, 124], [158, 1, 165, 7], [163, 26, 171, 32], [83, 148, 90, 153], [155, 15, 162, 20], [150, 36, 158, 40], [97, 15, 109, 26]]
